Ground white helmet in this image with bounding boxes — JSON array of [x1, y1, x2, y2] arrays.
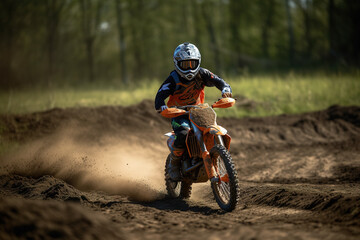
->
[[173, 42, 201, 81]]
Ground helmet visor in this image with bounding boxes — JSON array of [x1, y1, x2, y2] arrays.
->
[[178, 60, 199, 71]]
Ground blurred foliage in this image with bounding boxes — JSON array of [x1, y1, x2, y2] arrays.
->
[[0, 0, 359, 88]]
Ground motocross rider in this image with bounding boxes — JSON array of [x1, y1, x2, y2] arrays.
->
[[155, 42, 232, 181]]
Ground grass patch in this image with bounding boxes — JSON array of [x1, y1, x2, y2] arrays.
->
[[0, 73, 359, 118], [0, 80, 160, 114], [211, 73, 360, 117]]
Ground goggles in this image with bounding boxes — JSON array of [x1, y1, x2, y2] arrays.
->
[[178, 60, 199, 71]]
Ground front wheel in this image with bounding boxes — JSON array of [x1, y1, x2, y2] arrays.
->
[[210, 145, 240, 211], [164, 154, 192, 199]]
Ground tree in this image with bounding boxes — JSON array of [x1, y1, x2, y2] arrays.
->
[[201, 0, 222, 74], [328, 0, 336, 61], [127, 0, 145, 79], [79, 0, 103, 82], [260, 0, 275, 58], [0, 0, 17, 85], [344, 0, 360, 64], [114, 0, 128, 84], [228, 0, 244, 70], [285, 0, 295, 65], [46, 0, 65, 85]]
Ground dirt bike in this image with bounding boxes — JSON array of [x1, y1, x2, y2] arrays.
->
[[160, 98, 240, 211]]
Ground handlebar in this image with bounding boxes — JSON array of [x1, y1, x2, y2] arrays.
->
[[159, 98, 236, 118], [170, 105, 201, 110], [156, 104, 201, 113]]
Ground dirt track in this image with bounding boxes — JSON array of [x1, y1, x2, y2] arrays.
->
[[0, 100, 359, 239]]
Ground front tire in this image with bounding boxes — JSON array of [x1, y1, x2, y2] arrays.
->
[[210, 145, 240, 211], [165, 154, 192, 199]]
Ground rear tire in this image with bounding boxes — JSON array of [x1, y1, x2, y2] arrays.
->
[[210, 145, 240, 211], [165, 154, 192, 199]]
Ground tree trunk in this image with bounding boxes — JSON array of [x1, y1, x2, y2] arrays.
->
[[285, 0, 295, 65], [80, 0, 95, 82], [46, 0, 64, 86], [261, 0, 274, 58], [328, 0, 336, 60], [345, 0, 360, 64], [193, 2, 202, 48], [229, 0, 244, 70], [303, 0, 312, 58], [294, 0, 312, 59], [128, 0, 145, 79], [0, 0, 15, 85], [201, 1, 221, 74], [115, 0, 128, 84]]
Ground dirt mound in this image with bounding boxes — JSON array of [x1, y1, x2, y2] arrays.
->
[[240, 184, 360, 223], [1, 102, 358, 147], [322, 105, 360, 127], [0, 99, 168, 143], [0, 175, 88, 202], [224, 105, 360, 148], [0, 198, 125, 240]]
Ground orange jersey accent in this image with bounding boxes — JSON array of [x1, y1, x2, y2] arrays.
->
[[167, 80, 205, 107], [155, 68, 231, 110]]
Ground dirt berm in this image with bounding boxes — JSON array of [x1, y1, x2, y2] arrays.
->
[[0, 100, 359, 240]]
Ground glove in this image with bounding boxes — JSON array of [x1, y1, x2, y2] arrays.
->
[[156, 105, 168, 113], [160, 105, 168, 112], [221, 87, 233, 98]]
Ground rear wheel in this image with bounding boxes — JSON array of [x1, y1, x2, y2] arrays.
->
[[210, 145, 240, 211], [165, 154, 192, 199]]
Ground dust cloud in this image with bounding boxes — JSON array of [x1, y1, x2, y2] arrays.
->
[[0, 123, 168, 202]]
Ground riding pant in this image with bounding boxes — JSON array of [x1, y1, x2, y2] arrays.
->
[[171, 115, 191, 149]]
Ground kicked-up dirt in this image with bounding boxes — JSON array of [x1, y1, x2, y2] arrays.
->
[[0, 100, 359, 239]]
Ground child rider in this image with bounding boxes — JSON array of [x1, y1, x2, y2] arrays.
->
[[155, 42, 232, 181]]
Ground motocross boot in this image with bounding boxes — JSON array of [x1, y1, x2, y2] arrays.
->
[[169, 147, 184, 181]]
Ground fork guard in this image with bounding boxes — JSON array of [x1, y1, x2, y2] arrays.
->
[[222, 134, 231, 150], [204, 125, 228, 135]]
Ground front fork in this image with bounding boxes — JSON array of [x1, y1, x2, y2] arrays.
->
[[191, 122, 223, 180]]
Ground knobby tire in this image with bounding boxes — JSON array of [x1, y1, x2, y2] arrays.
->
[[210, 144, 240, 211]]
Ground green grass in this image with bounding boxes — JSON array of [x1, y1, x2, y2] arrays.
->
[[0, 80, 161, 114], [212, 73, 360, 117], [0, 73, 359, 118]]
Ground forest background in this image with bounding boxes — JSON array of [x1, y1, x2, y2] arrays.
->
[[0, 0, 359, 116]]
